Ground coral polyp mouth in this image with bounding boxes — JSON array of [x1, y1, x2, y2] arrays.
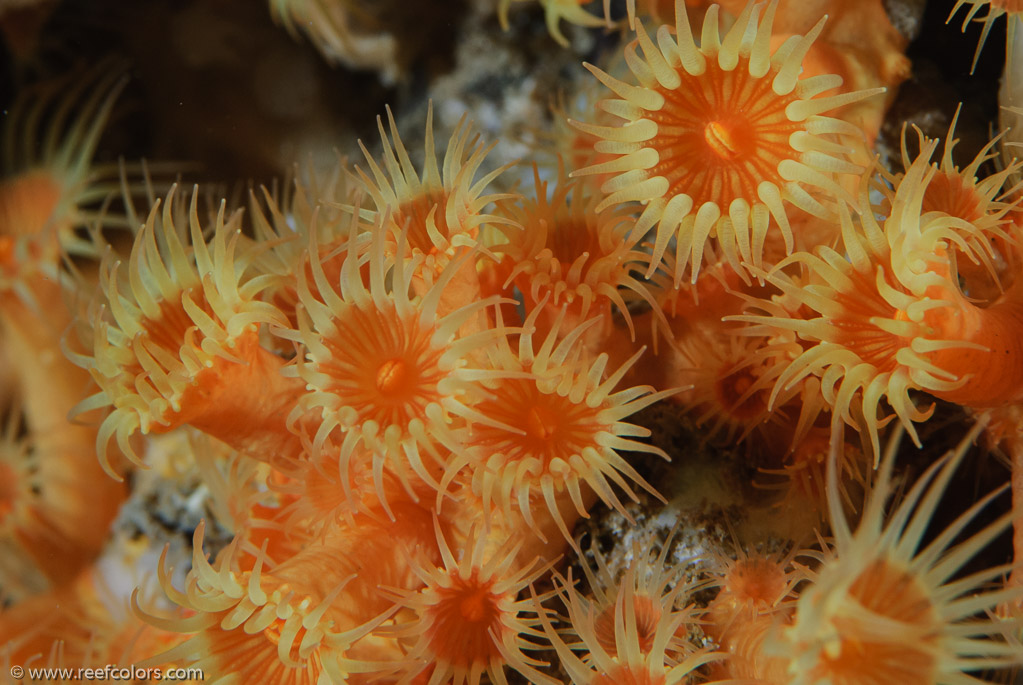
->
[[652, 65, 801, 207], [315, 305, 448, 424]]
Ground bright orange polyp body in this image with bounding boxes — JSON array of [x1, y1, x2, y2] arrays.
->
[[926, 284, 1023, 407], [651, 64, 801, 206], [319, 306, 446, 426], [168, 333, 306, 461], [473, 379, 603, 466], [425, 571, 508, 666]]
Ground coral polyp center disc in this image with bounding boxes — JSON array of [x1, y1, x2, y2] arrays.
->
[[652, 63, 800, 207]]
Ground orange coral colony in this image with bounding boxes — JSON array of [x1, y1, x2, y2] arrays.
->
[[6, 0, 1023, 683]]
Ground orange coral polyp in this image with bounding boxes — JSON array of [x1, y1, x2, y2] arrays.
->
[[574, 529, 698, 664], [573, 0, 881, 284], [248, 180, 372, 331], [537, 573, 717, 685], [721, 558, 789, 611], [780, 423, 1023, 684], [671, 330, 793, 446], [291, 208, 513, 508], [740, 135, 1023, 457], [353, 104, 514, 285], [70, 187, 295, 477], [446, 308, 677, 545], [593, 594, 661, 658], [1, 68, 128, 260], [390, 522, 554, 685], [136, 524, 391, 684], [494, 165, 660, 340]]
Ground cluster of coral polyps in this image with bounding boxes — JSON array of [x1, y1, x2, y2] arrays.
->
[[3, 0, 1023, 682]]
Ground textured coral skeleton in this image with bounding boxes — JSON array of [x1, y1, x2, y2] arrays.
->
[[3, 0, 1023, 683]]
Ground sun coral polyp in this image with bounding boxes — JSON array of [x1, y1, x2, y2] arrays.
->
[[492, 162, 661, 341], [706, 552, 798, 629], [136, 523, 396, 684], [286, 206, 513, 513], [385, 521, 554, 685], [0, 67, 128, 262], [757, 426, 869, 526], [700, 537, 805, 682], [892, 114, 1023, 302], [668, 328, 799, 449], [574, 528, 699, 664], [537, 570, 718, 685], [443, 306, 677, 547], [0, 413, 126, 593], [247, 165, 366, 331], [739, 133, 1023, 458], [352, 104, 513, 297], [69, 187, 301, 477], [778, 421, 1023, 685], [572, 0, 882, 284]]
